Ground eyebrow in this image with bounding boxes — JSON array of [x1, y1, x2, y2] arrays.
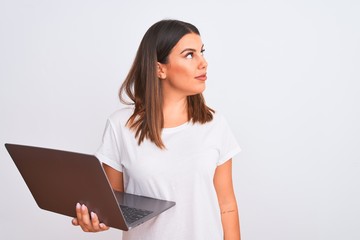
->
[[180, 44, 204, 54]]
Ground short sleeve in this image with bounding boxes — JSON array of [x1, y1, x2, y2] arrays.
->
[[95, 119, 123, 172], [217, 114, 241, 165]]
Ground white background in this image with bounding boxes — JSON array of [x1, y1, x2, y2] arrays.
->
[[1, 0, 359, 239]]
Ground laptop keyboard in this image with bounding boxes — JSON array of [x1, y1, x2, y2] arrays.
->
[[120, 205, 153, 224]]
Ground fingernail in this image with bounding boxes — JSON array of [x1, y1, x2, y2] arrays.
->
[[99, 223, 105, 228], [91, 212, 95, 218], [76, 203, 81, 209]]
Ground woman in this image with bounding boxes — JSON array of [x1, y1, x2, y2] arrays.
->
[[72, 19, 241, 240]]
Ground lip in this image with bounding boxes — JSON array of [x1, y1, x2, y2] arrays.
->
[[195, 74, 207, 81]]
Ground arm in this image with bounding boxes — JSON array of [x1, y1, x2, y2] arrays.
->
[[103, 163, 124, 192], [71, 163, 124, 232], [214, 159, 241, 240]]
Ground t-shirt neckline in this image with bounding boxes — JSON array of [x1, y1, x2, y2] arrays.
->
[[162, 121, 190, 134]]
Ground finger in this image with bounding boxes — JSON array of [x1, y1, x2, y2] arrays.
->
[[80, 204, 92, 231], [90, 212, 110, 231], [75, 203, 82, 222], [75, 203, 90, 231], [72, 218, 79, 226], [74, 203, 109, 232], [99, 223, 110, 231], [90, 212, 101, 232]]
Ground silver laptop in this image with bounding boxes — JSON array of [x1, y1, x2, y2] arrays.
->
[[5, 143, 175, 231]]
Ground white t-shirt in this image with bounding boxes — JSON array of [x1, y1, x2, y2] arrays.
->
[[95, 107, 241, 240]]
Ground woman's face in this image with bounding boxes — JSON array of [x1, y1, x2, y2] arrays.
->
[[159, 33, 208, 99]]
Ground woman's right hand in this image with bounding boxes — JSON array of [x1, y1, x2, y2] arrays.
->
[[72, 203, 110, 232]]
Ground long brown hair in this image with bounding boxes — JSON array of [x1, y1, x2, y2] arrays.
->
[[119, 19, 214, 149]]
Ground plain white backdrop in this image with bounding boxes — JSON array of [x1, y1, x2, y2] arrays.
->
[[1, 0, 359, 239]]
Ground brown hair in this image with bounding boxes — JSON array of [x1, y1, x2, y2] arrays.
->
[[119, 19, 214, 149]]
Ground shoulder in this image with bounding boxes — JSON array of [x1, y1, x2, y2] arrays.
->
[[205, 110, 229, 128], [198, 111, 237, 138], [212, 110, 226, 122], [105, 106, 134, 131], [108, 106, 134, 122]]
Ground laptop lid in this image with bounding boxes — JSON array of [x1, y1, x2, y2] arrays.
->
[[4, 143, 175, 231]]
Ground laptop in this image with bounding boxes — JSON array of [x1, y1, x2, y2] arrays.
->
[[4, 143, 175, 231]]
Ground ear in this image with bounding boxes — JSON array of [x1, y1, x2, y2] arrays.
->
[[157, 62, 167, 79]]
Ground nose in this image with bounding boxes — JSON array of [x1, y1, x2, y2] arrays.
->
[[198, 55, 208, 69]]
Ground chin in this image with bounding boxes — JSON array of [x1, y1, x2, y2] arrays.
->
[[188, 88, 206, 96]]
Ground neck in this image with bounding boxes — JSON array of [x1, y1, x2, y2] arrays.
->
[[162, 95, 188, 128]]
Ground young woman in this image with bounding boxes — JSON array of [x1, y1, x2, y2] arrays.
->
[[72, 19, 241, 240]]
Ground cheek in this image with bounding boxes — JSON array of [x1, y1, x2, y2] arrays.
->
[[168, 63, 194, 80]]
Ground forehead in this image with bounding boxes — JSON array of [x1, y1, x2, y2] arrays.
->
[[172, 33, 203, 52]]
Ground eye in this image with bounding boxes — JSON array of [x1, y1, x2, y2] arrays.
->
[[185, 52, 194, 59], [201, 49, 205, 56]]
